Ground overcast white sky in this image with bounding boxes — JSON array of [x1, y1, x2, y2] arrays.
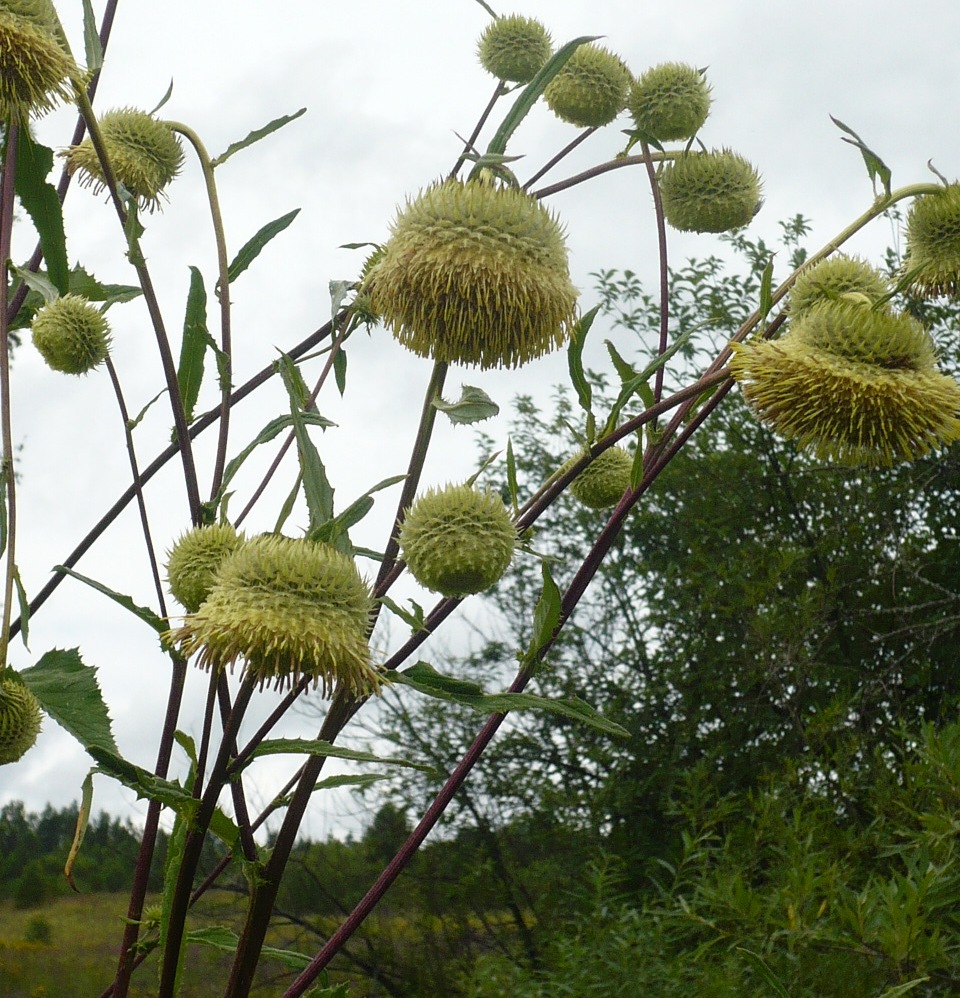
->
[[2, 0, 960, 841]]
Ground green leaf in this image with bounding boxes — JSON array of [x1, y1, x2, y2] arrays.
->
[[333, 347, 347, 396], [378, 595, 429, 635], [329, 279, 351, 323], [87, 744, 200, 815], [310, 494, 373, 548], [148, 80, 174, 117], [211, 108, 307, 168], [629, 443, 644, 491], [830, 115, 892, 196], [126, 388, 167, 432], [7, 262, 57, 304], [226, 209, 300, 285], [68, 264, 141, 306], [21, 649, 118, 754], [736, 948, 790, 998], [186, 925, 312, 970], [389, 662, 630, 738], [13, 566, 28, 650], [159, 786, 189, 994], [876, 980, 931, 997], [506, 437, 519, 513], [54, 565, 168, 635], [568, 305, 600, 418], [433, 385, 500, 425], [605, 339, 638, 384], [757, 258, 775, 325], [64, 770, 94, 891], [176, 267, 209, 425], [81, 0, 103, 71], [528, 559, 562, 660], [245, 738, 430, 771], [15, 131, 68, 294], [270, 772, 393, 810]]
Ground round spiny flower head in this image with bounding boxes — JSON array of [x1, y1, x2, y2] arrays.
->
[[788, 255, 891, 319], [364, 179, 578, 369], [0, 676, 42, 766], [172, 535, 377, 697], [543, 43, 632, 128], [477, 14, 552, 84], [903, 184, 960, 297], [399, 483, 517, 597], [166, 523, 244, 613], [31, 294, 110, 374], [63, 107, 184, 210], [628, 62, 711, 142], [0, 0, 79, 125], [730, 306, 960, 466], [563, 446, 633, 509], [659, 149, 763, 234]]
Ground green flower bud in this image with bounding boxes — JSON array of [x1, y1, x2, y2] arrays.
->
[[64, 107, 184, 210], [0, 676, 42, 766], [399, 484, 517, 597], [730, 301, 960, 465], [477, 14, 552, 84], [172, 535, 377, 697], [166, 523, 244, 613], [31, 294, 110, 374], [788, 255, 891, 318], [659, 149, 763, 234], [543, 43, 632, 128], [563, 446, 633, 509], [365, 179, 578, 369], [903, 184, 960, 298], [628, 62, 711, 142]]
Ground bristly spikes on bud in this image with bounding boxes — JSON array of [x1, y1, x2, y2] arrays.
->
[[63, 107, 184, 210], [788, 255, 891, 319], [399, 483, 517, 597], [563, 446, 634, 509], [166, 523, 244, 613], [31, 294, 110, 374], [364, 179, 579, 370], [477, 14, 552, 84], [659, 149, 763, 234], [0, 676, 42, 766], [628, 62, 711, 142], [543, 43, 633, 129], [903, 184, 960, 298]]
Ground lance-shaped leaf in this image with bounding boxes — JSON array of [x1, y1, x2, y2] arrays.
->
[[568, 305, 600, 418], [68, 264, 141, 306], [211, 108, 307, 168], [225, 208, 300, 286], [433, 385, 500, 425], [54, 566, 168, 635], [527, 559, 562, 660], [831, 116, 892, 196], [64, 770, 94, 891], [15, 131, 68, 294], [81, 0, 102, 71], [242, 738, 431, 772], [186, 926, 312, 970], [176, 266, 209, 425]]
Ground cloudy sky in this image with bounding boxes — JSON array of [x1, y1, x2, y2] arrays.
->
[[3, 0, 960, 841]]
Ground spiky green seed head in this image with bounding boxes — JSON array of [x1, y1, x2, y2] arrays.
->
[[903, 184, 960, 298], [659, 149, 763, 234], [31, 294, 110, 374], [628, 62, 711, 142], [364, 179, 579, 369], [730, 307, 960, 466], [0, 0, 79, 125], [789, 255, 891, 318], [543, 43, 632, 128], [399, 484, 517, 597], [562, 446, 633, 509], [64, 107, 184, 210], [477, 14, 552, 83], [0, 676, 42, 766], [172, 535, 377, 697], [166, 523, 244, 613]]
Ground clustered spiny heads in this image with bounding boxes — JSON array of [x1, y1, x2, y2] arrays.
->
[[659, 149, 763, 234], [563, 446, 633, 509], [0, 675, 42, 766], [543, 42, 632, 128], [166, 523, 244, 613], [628, 62, 711, 142], [31, 294, 110, 374], [364, 179, 578, 369], [477, 14, 552, 84], [903, 184, 960, 298], [0, 0, 79, 125], [399, 483, 517, 597], [172, 534, 378, 698], [730, 298, 960, 466], [788, 255, 891, 318], [64, 107, 184, 210]]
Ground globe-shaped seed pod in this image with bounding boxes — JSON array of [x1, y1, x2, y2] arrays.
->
[[628, 62, 711, 142], [788, 256, 891, 319], [171, 534, 377, 697], [659, 149, 763, 234], [902, 184, 960, 298], [63, 107, 184, 210], [730, 312, 960, 466], [790, 299, 937, 369], [31, 294, 110, 374], [543, 43, 632, 128], [364, 179, 579, 369], [399, 484, 517, 597], [477, 14, 552, 84], [0, 676, 42, 766], [0, 0, 78, 125], [166, 523, 244, 613], [563, 446, 633, 509]]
